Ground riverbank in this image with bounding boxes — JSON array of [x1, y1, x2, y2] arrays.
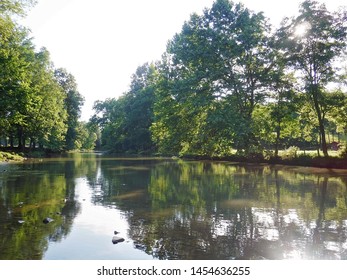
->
[[181, 154, 347, 169], [2, 148, 347, 169], [0, 147, 55, 162], [0, 151, 27, 162], [0, 148, 95, 163]]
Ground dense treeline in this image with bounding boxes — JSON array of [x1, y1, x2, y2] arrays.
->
[[92, 63, 156, 153], [93, 0, 347, 159], [0, 0, 97, 152]]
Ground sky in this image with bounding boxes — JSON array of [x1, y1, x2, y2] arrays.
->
[[20, 0, 346, 121]]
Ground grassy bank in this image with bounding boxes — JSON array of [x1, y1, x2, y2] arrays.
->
[[0, 151, 26, 162]]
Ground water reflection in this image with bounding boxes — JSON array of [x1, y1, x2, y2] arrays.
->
[[1, 154, 347, 259], [0, 156, 82, 259]]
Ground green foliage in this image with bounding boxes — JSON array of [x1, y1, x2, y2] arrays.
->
[[151, 0, 275, 156], [26, 49, 68, 152], [277, 0, 347, 157], [92, 63, 156, 153], [0, 4, 84, 153], [0, 0, 36, 17], [338, 143, 347, 159], [74, 121, 98, 150], [91, 0, 347, 160], [54, 68, 84, 151]]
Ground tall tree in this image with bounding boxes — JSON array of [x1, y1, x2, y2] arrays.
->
[[26, 48, 68, 151], [0, 16, 24, 144], [0, 0, 87, 152], [153, 0, 274, 155], [125, 63, 157, 152], [277, 0, 347, 157]]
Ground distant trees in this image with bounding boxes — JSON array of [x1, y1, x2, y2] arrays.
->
[[54, 68, 85, 150], [92, 63, 156, 153]]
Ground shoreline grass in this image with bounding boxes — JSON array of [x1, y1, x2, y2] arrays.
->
[[0, 151, 26, 162]]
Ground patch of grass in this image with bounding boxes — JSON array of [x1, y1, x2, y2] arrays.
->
[[0, 151, 26, 162]]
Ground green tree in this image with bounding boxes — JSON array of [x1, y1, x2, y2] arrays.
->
[[152, 0, 275, 156], [0, 21, 68, 151], [277, 0, 347, 157], [0, 23, 67, 150], [93, 63, 156, 153], [0, 0, 87, 152], [73, 121, 98, 151], [2, 7, 26, 147], [0, 0, 36, 16], [26, 48, 68, 151], [124, 63, 157, 152], [329, 90, 347, 140], [54, 68, 84, 150]]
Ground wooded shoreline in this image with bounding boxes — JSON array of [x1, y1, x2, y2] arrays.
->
[[4, 148, 346, 170], [2, 0, 347, 169]]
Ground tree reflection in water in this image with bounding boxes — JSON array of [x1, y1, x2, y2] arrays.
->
[[96, 160, 347, 259], [0, 154, 93, 259]]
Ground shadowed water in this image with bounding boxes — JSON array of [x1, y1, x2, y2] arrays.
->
[[1, 153, 347, 260]]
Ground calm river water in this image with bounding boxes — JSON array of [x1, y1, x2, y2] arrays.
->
[[1, 153, 347, 260]]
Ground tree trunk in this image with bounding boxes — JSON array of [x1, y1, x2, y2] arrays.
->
[[17, 127, 23, 150], [274, 122, 281, 157], [17, 127, 26, 152], [29, 138, 36, 151], [319, 119, 328, 157], [10, 135, 14, 148], [312, 89, 328, 157]]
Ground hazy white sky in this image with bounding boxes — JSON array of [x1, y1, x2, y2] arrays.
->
[[21, 0, 346, 121]]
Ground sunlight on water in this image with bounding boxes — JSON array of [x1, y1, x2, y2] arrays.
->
[[43, 177, 152, 260]]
